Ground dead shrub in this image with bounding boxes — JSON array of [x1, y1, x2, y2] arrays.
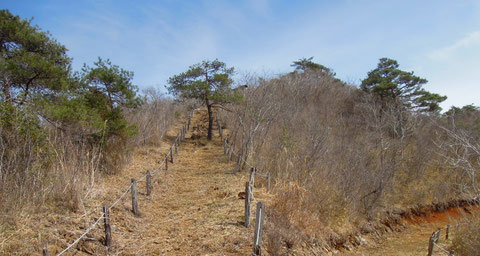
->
[[452, 215, 480, 255], [221, 70, 465, 252]]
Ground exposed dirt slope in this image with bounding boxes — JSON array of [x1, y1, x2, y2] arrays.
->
[[5, 108, 475, 256], [345, 206, 478, 256]]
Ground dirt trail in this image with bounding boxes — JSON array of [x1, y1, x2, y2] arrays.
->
[[0, 109, 267, 255], [86, 109, 474, 256], [5, 108, 475, 255], [104, 109, 478, 256], [83, 109, 269, 255], [346, 206, 478, 256]]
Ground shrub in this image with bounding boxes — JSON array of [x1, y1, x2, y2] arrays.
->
[[452, 215, 480, 255]]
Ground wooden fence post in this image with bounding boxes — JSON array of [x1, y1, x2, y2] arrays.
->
[[146, 171, 152, 196], [42, 247, 48, 256], [188, 115, 191, 130], [427, 232, 434, 256], [446, 224, 450, 240], [427, 229, 442, 256], [184, 124, 187, 139], [253, 202, 265, 255], [103, 206, 112, 247], [245, 182, 252, 228], [131, 178, 139, 216], [165, 154, 168, 171], [170, 147, 174, 163]]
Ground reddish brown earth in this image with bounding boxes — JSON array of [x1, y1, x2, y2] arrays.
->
[[347, 206, 478, 256], [1, 108, 476, 255]]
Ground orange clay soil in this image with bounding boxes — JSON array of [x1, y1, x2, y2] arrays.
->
[[3, 109, 476, 256], [346, 205, 478, 256], [0, 109, 270, 256]]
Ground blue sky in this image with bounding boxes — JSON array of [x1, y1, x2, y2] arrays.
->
[[3, 0, 480, 110]]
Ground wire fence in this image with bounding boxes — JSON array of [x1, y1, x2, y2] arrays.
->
[[218, 114, 473, 256], [218, 116, 270, 255], [45, 109, 462, 256], [427, 225, 455, 256], [42, 111, 194, 256]]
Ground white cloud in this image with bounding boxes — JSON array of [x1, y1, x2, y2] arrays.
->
[[29, 0, 480, 107], [429, 31, 480, 60], [423, 30, 480, 109]]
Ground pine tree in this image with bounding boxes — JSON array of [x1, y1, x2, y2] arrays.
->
[[167, 59, 239, 140], [361, 58, 446, 112]]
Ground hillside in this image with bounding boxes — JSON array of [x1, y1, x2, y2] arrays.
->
[[2, 7, 480, 256], [1, 109, 271, 255], [1, 107, 478, 256], [77, 109, 270, 255]]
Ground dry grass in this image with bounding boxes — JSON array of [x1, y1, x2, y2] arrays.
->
[[3, 100, 475, 255], [451, 212, 480, 256], [0, 109, 271, 255], [219, 70, 477, 254]]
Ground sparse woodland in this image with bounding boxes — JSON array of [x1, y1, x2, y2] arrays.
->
[[220, 63, 480, 254], [1, 9, 480, 255], [0, 10, 182, 221]]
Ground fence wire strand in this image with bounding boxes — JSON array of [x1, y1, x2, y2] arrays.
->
[[433, 242, 452, 255], [109, 184, 133, 210], [225, 140, 271, 205], [56, 213, 105, 256], [54, 111, 193, 256]]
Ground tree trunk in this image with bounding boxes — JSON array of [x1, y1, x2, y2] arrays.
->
[[2, 75, 12, 103], [207, 104, 213, 140]]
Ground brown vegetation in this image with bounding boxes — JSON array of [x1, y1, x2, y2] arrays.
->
[[0, 90, 181, 249], [220, 70, 480, 254], [452, 214, 480, 256], [1, 71, 479, 255]]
